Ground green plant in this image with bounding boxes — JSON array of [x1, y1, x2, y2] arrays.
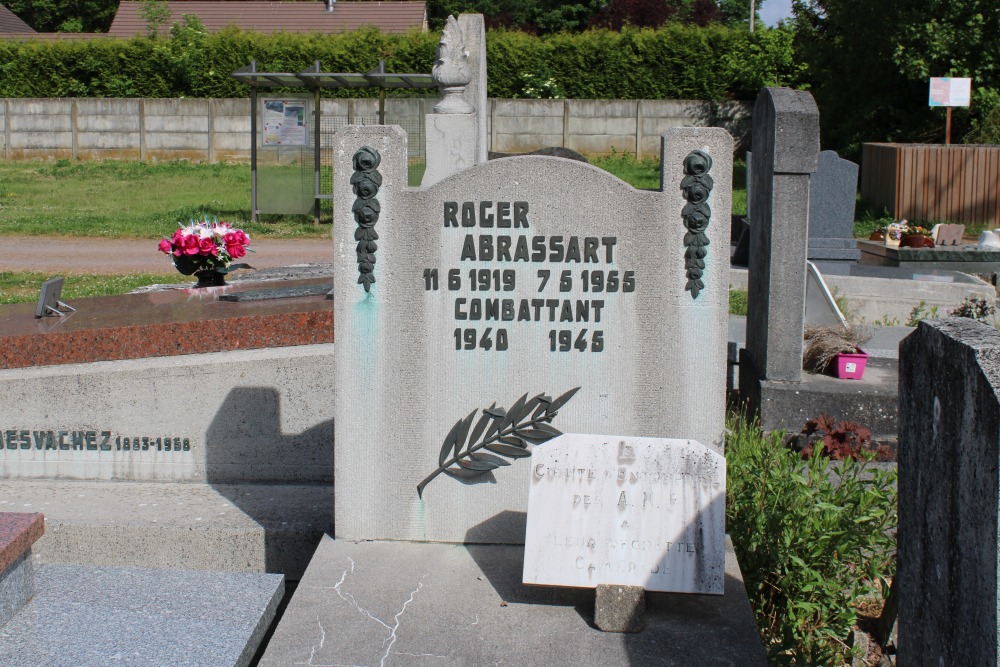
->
[[853, 204, 896, 240], [783, 414, 894, 462], [906, 300, 939, 327], [726, 416, 897, 665], [139, 0, 171, 39], [871, 314, 901, 327], [729, 287, 748, 316], [0, 23, 801, 100], [950, 296, 997, 322]]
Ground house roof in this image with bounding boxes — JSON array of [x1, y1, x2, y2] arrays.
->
[[108, 1, 427, 37], [0, 4, 34, 33]]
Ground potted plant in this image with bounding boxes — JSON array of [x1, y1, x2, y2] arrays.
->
[[899, 224, 935, 248], [158, 217, 252, 287], [803, 325, 873, 380]]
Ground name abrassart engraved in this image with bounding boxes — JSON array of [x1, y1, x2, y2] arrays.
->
[[422, 201, 637, 354], [352, 146, 382, 292], [1, 429, 191, 453], [416, 387, 579, 498], [680, 150, 714, 299]]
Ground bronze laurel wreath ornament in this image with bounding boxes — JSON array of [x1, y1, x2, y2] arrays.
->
[[681, 149, 714, 299], [352, 146, 382, 292]]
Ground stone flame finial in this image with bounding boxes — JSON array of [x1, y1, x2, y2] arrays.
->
[[431, 15, 474, 114]]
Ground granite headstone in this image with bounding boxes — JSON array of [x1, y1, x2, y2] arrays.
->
[[333, 126, 732, 543], [807, 150, 860, 261], [897, 317, 1000, 665], [739, 87, 819, 414]]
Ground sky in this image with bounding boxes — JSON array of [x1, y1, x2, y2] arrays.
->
[[760, 0, 794, 26]]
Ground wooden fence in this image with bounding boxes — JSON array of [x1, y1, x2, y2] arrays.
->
[[861, 143, 1000, 226]]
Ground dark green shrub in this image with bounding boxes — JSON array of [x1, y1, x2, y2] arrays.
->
[[726, 417, 896, 665], [0, 23, 801, 100]]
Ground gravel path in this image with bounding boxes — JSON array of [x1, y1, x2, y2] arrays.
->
[[0, 236, 333, 274]]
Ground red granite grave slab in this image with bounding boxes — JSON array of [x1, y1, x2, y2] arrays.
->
[[0, 512, 44, 572], [0, 279, 334, 370]]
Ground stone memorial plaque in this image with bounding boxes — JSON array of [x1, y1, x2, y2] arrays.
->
[[933, 223, 965, 246], [522, 434, 725, 594], [333, 126, 732, 543]]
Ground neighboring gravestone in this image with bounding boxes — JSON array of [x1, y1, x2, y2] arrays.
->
[[897, 317, 1000, 665], [745, 148, 853, 261], [333, 125, 732, 543], [739, 87, 819, 414], [522, 434, 725, 594], [807, 150, 860, 261]]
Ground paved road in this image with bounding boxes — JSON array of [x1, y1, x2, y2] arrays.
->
[[0, 236, 333, 274]]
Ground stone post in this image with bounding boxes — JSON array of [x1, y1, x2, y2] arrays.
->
[[421, 14, 484, 186], [897, 317, 1000, 664], [739, 87, 819, 414]]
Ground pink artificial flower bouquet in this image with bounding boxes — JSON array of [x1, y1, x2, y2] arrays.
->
[[158, 217, 252, 276]]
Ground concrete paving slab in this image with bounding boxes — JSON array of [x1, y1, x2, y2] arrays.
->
[[259, 535, 765, 667], [0, 564, 283, 667], [0, 480, 331, 578]]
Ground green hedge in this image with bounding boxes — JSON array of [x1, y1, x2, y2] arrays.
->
[[0, 24, 801, 100]]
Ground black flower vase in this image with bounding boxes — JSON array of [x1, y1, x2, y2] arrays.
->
[[194, 269, 226, 288]]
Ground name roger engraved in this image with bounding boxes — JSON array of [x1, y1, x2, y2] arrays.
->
[[423, 201, 638, 354], [2, 429, 191, 453]]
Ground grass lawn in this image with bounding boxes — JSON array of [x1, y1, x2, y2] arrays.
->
[[0, 155, 750, 304], [0, 160, 326, 239], [0, 271, 190, 304], [0, 156, 748, 239]]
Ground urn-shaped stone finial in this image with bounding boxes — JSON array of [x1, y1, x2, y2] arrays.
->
[[432, 15, 474, 114]]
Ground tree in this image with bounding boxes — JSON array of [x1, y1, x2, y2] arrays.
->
[[716, 0, 762, 28], [794, 0, 1000, 157], [4, 0, 118, 32], [427, 0, 606, 32]]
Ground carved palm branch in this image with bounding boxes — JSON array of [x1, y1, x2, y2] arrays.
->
[[416, 387, 580, 498]]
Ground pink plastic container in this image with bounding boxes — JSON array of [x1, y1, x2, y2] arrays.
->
[[833, 348, 869, 380]]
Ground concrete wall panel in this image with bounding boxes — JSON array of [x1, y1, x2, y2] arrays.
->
[[77, 132, 140, 150], [0, 97, 752, 163]]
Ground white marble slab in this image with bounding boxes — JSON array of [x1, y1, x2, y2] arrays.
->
[[523, 434, 725, 594]]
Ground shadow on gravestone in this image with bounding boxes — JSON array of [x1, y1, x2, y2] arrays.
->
[[204, 387, 334, 574]]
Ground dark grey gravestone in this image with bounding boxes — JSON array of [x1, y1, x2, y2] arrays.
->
[[808, 150, 859, 261], [898, 317, 1000, 665], [739, 87, 819, 416], [731, 217, 750, 266]]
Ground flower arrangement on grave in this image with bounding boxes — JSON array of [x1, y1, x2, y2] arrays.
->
[[158, 217, 252, 286], [902, 225, 933, 238]]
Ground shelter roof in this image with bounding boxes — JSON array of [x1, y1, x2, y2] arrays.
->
[[0, 4, 34, 33], [108, 1, 427, 37]]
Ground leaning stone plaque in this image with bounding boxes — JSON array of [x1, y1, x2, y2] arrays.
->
[[332, 125, 732, 543], [523, 434, 725, 594]]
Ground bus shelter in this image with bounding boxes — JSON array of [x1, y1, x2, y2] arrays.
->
[[232, 60, 435, 221]]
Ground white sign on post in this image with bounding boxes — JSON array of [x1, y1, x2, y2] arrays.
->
[[928, 77, 972, 107], [522, 434, 726, 594]]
